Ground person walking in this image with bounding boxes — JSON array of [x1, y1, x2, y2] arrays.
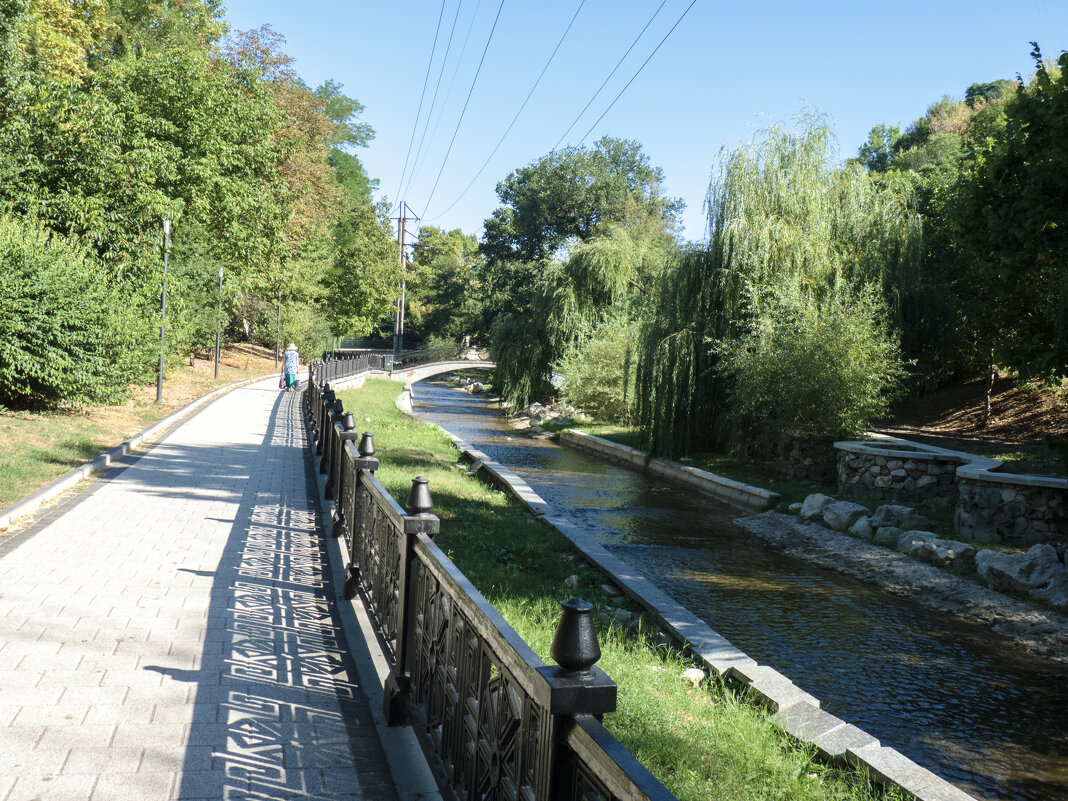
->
[[283, 343, 300, 391]]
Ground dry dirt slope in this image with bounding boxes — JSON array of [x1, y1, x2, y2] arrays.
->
[[876, 375, 1068, 475]]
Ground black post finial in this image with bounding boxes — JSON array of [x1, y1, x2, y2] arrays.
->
[[342, 412, 355, 431], [358, 432, 375, 457], [406, 476, 433, 514], [550, 597, 601, 675]]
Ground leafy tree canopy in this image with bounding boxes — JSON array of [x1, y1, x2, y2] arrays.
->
[[481, 136, 682, 267]]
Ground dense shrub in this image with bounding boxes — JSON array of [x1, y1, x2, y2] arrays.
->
[[0, 214, 148, 408], [717, 285, 906, 448], [556, 316, 636, 422]]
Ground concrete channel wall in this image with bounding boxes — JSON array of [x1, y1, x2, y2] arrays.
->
[[559, 429, 780, 512], [435, 424, 977, 801]]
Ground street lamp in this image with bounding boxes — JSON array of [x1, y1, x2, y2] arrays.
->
[[155, 218, 171, 404], [214, 264, 223, 380]]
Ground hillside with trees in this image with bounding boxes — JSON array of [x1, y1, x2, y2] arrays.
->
[[0, 0, 396, 409]]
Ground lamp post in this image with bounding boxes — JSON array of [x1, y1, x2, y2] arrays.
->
[[275, 290, 281, 369], [155, 218, 171, 404], [214, 264, 223, 380]]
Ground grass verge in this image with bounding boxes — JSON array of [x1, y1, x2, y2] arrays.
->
[[0, 344, 280, 510], [337, 379, 901, 801]]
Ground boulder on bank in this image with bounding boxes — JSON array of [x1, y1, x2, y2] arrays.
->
[[870, 504, 932, 532], [896, 530, 938, 555], [848, 516, 873, 540], [914, 538, 976, 569], [801, 493, 835, 522], [822, 500, 869, 532], [976, 544, 1066, 593], [469, 382, 485, 394], [873, 526, 904, 547]]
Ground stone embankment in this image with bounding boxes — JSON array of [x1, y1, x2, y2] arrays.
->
[[738, 495, 1068, 667], [835, 437, 1067, 544]]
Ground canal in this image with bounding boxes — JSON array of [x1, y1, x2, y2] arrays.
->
[[412, 379, 1068, 801]]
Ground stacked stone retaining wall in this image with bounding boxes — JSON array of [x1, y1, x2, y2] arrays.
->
[[956, 474, 1067, 544], [836, 437, 1068, 545], [837, 445, 960, 501]]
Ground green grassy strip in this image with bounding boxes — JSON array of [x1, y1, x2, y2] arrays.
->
[[337, 380, 900, 801], [0, 408, 158, 507]]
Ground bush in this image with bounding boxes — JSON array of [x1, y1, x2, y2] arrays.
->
[[718, 285, 906, 449], [0, 214, 146, 408], [556, 316, 636, 422]]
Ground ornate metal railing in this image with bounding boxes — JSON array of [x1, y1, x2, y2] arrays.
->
[[305, 368, 677, 801], [391, 346, 465, 368], [308, 352, 390, 391]]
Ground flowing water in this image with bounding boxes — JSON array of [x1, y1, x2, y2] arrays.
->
[[412, 380, 1068, 801]]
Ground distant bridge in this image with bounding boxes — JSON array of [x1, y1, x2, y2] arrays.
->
[[385, 358, 494, 385], [315, 347, 493, 391]]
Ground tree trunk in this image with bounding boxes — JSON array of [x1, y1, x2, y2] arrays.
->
[[982, 352, 995, 428]]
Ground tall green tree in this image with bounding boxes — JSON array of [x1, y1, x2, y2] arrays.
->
[[406, 225, 482, 342], [638, 119, 915, 457], [953, 45, 1068, 382], [482, 138, 681, 407]]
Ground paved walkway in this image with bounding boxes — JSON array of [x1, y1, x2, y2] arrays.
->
[[0, 379, 413, 801]]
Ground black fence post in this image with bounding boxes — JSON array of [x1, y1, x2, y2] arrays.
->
[[383, 476, 439, 726], [343, 432, 377, 601], [542, 598, 618, 799], [324, 399, 344, 499]]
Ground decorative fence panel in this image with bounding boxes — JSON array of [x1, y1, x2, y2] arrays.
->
[[305, 360, 678, 801]]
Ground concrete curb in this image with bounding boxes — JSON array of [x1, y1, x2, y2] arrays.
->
[[0, 372, 278, 531], [424, 418, 976, 801], [559, 429, 780, 511]]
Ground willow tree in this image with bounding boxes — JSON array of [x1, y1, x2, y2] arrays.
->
[[636, 119, 921, 457], [492, 218, 674, 411]]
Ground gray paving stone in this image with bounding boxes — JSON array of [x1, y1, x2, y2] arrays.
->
[[0, 747, 69, 775], [34, 724, 117, 752], [8, 774, 96, 801], [90, 771, 175, 801], [0, 381, 404, 801], [62, 746, 144, 774]]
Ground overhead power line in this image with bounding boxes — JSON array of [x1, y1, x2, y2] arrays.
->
[[404, 0, 485, 200], [424, 0, 588, 222], [393, 0, 448, 208], [550, 0, 670, 152], [576, 0, 700, 147], [420, 0, 507, 218], [400, 0, 466, 203]]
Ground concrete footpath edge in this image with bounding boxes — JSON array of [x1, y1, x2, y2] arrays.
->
[[305, 402, 442, 801], [418, 411, 976, 801], [559, 429, 780, 512], [0, 372, 277, 532]]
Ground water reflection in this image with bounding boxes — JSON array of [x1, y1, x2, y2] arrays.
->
[[413, 380, 1068, 801]]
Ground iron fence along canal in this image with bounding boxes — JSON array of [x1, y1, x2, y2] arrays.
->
[[305, 359, 677, 801]]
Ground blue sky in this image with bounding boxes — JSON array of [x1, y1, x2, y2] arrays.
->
[[221, 0, 1068, 242]]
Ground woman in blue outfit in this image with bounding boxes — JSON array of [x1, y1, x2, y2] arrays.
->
[[283, 343, 300, 390]]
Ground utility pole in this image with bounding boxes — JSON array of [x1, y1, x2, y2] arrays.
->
[[155, 218, 171, 404], [392, 203, 419, 359]]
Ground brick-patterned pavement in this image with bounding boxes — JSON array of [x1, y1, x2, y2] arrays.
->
[[0, 379, 405, 801]]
